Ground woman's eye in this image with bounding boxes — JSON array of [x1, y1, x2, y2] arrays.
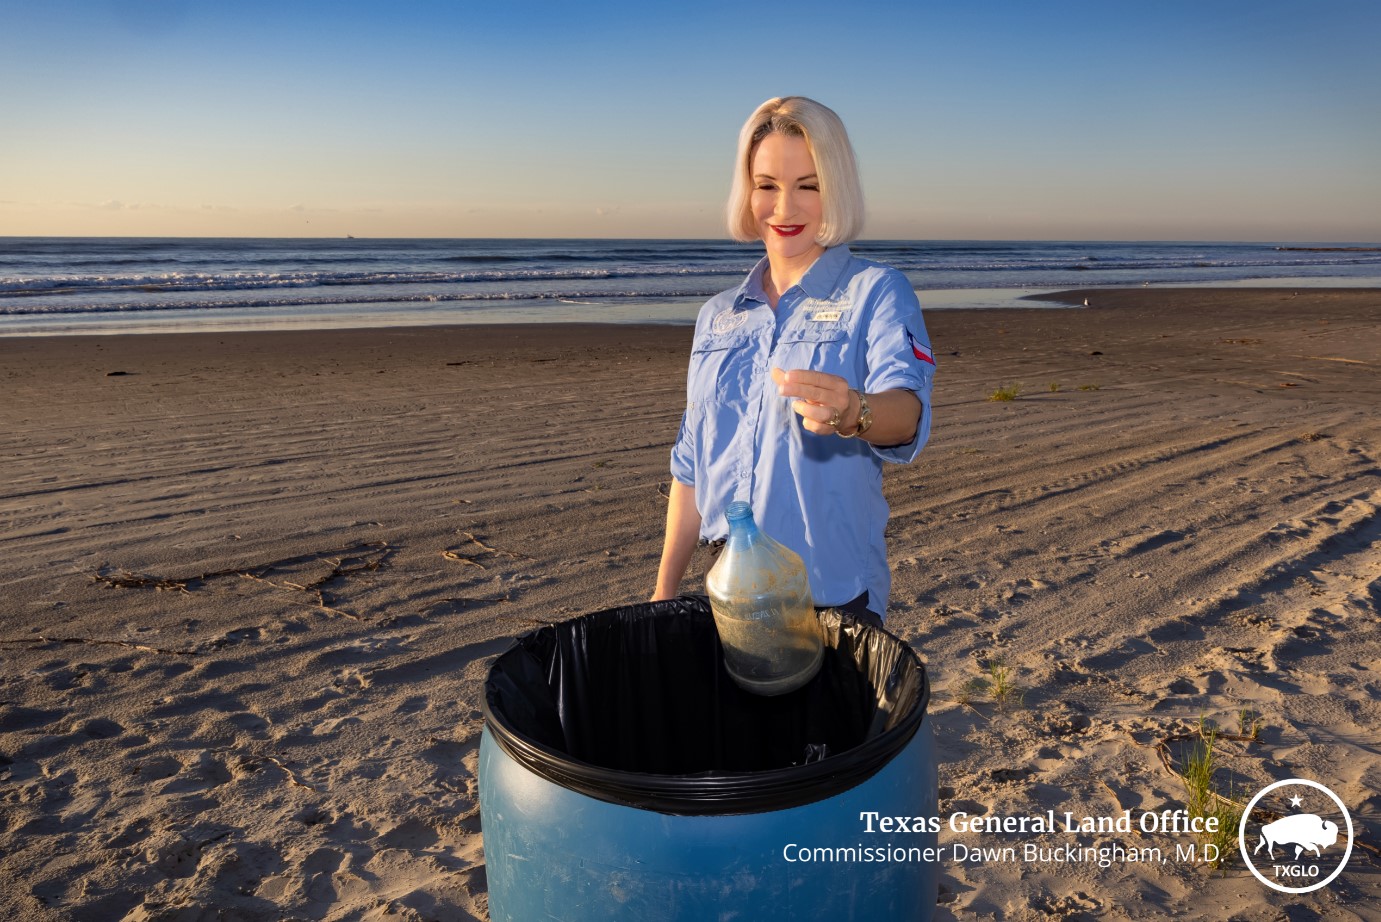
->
[[756, 183, 776, 191], [801, 184, 819, 192]]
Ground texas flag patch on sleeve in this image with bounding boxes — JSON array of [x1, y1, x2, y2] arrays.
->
[[906, 329, 935, 365]]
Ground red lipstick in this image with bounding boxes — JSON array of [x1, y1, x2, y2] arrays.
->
[[771, 225, 805, 237]]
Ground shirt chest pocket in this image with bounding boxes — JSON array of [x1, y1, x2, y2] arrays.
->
[[773, 324, 851, 379], [689, 331, 758, 407]]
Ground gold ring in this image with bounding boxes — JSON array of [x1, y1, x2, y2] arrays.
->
[[827, 406, 842, 429]]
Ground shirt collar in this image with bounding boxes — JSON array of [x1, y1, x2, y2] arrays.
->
[[733, 245, 853, 308]]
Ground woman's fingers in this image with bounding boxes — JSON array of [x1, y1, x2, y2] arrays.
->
[[773, 367, 848, 405], [774, 367, 850, 432], [792, 399, 833, 430]]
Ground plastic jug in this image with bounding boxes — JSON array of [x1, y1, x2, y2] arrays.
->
[[705, 501, 823, 695]]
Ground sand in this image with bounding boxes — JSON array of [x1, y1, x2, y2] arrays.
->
[[1, 289, 1378, 920]]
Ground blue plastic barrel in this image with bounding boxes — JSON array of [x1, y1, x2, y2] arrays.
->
[[480, 597, 938, 921]]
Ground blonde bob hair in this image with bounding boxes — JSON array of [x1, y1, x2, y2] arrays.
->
[[726, 96, 864, 247]]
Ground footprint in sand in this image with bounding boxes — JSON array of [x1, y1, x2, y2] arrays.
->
[[39, 663, 93, 692], [1147, 677, 1203, 710], [130, 754, 182, 781], [1033, 891, 1103, 917], [124, 659, 196, 686], [313, 716, 363, 736], [1166, 678, 1198, 696], [1237, 611, 1275, 628], [1037, 705, 1092, 738], [195, 658, 256, 680], [216, 626, 263, 647], [159, 750, 232, 794], [227, 711, 270, 734], [395, 695, 429, 715], [973, 630, 1012, 648], [142, 829, 205, 879], [422, 733, 480, 778], [300, 846, 345, 877], [990, 767, 1034, 785], [377, 817, 443, 850], [69, 716, 125, 739], [106, 816, 154, 850], [0, 705, 65, 732], [1209, 645, 1270, 675], [997, 577, 1049, 606], [331, 668, 372, 691], [292, 806, 333, 829]]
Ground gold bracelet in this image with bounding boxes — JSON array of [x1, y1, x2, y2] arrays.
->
[[837, 390, 873, 438]]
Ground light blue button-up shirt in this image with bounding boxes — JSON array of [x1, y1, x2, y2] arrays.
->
[[671, 245, 936, 617]]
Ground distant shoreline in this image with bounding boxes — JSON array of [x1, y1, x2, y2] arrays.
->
[[1275, 246, 1381, 252]]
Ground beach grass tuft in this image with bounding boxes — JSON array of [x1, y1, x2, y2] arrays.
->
[[989, 384, 1022, 402], [987, 659, 1024, 710], [1203, 784, 1244, 871], [1077, 383, 1101, 391], [954, 660, 1024, 711], [1237, 708, 1264, 741], [1048, 382, 1061, 392], [955, 676, 988, 707], [1181, 717, 1243, 870], [1182, 717, 1217, 818]]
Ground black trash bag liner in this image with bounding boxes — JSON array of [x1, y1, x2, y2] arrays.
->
[[482, 595, 929, 815]]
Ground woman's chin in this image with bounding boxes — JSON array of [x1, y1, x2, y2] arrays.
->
[[764, 240, 825, 263]]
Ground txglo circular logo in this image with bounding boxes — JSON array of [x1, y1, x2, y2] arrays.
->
[[1239, 778, 1353, 894]]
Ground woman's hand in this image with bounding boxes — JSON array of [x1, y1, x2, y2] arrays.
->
[[772, 367, 924, 445], [771, 367, 856, 436]]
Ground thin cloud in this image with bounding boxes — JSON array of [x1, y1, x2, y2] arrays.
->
[[78, 200, 154, 211]]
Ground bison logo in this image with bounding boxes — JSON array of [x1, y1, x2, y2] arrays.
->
[[1240, 778, 1353, 895], [1253, 813, 1339, 860]]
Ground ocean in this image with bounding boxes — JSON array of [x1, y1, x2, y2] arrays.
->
[[2, 237, 1378, 335]]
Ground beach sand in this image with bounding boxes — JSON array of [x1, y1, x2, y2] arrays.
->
[[2, 289, 1379, 920]]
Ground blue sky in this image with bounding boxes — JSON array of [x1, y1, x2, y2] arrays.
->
[[2, 0, 1378, 239]]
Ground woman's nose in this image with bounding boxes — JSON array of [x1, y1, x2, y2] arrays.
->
[[774, 189, 795, 218]]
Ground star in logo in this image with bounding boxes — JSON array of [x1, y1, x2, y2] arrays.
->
[[1289, 794, 1304, 808]]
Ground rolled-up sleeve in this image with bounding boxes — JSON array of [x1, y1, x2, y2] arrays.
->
[[862, 270, 936, 464], [670, 404, 696, 485]]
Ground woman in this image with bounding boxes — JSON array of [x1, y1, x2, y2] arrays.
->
[[652, 96, 936, 626]]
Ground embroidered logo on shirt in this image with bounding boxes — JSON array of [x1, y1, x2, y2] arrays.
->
[[809, 310, 842, 322], [711, 310, 749, 334], [907, 329, 935, 365]]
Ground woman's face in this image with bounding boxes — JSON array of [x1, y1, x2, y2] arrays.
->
[[750, 132, 824, 265]]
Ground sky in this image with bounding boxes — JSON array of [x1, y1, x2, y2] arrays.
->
[[2, 0, 1379, 241]]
